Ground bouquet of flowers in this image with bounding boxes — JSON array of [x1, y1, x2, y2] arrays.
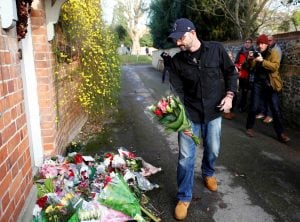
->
[[147, 95, 200, 145]]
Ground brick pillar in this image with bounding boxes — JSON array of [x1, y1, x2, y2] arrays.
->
[[30, 1, 57, 155]]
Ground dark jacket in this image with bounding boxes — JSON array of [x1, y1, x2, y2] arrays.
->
[[248, 47, 282, 91], [170, 41, 238, 123], [160, 52, 172, 67]]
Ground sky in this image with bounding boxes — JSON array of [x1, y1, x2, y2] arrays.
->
[[101, 0, 116, 24], [101, 0, 151, 25]]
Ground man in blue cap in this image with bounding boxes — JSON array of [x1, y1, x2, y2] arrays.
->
[[168, 18, 238, 220]]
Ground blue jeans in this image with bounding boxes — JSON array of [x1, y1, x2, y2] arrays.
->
[[246, 81, 284, 136], [176, 117, 222, 201]]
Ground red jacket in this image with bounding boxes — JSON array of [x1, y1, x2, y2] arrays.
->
[[235, 53, 249, 79]]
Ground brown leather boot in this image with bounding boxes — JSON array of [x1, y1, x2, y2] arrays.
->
[[204, 176, 218, 191], [174, 201, 190, 220], [278, 133, 290, 143]]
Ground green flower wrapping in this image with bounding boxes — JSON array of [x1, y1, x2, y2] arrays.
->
[[98, 173, 144, 220], [149, 96, 200, 145]]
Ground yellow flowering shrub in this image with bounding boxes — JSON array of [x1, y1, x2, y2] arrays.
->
[[57, 0, 120, 117]]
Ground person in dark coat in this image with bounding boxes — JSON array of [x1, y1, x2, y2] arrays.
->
[[160, 52, 172, 83], [168, 18, 238, 220]]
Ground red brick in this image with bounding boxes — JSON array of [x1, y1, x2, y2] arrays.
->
[[13, 194, 25, 222], [0, 171, 12, 193], [2, 111, 12, 126], [31, 26, 47, 35], [30, 9, 44, 17], [0, 65, 10, 81], [43, 136, 55, 144], [0, 163, 8, 185], [0, 37, 6, 50], [10, 107, 17, 119], [0, 82, 4, 97], [21, 157, 31, 177], [16, 114, 26, 130], [41, 128, 55, 137], [0, 100, 5, 114], [37, 76, 50, 84], [2, 122, 16, 144], [35, 60, 49, 68], [11, 65, 21, 78], [6, 133, 20, 151], [31, 17, 45, 26], [0, 52, 12, 64], [0, 145, 8, 162], [35, 52, 48, 61], [18, 137, 29, 156], [0, 117, 3, 131], [39, 99, 51, 108], [33, 43, 48, 52], [11, 162, 19, 178], [16, 78, 23, 90], [9, 171, 23, 197], [35, 68, 50, 77], [44, 143, 54, 151], [7, 80, 14, 93], [2, 190, 10, 209], [1, 199, 15, 221]]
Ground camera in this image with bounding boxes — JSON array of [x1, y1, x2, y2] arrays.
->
[[253, 51, 260, 58]]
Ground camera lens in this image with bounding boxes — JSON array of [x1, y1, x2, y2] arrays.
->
[[253, 51, 259, 58]]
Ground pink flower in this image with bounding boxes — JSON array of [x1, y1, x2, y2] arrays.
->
[[157, 99, 169, 113], [40, 164, 58, 178]]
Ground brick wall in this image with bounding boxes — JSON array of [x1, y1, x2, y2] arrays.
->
[[223, 32, 300, 129], [30, 1, 87, 156], [54, 62, 87, 154], [0, 0, 87, 220], [0, 24, 33, 221]]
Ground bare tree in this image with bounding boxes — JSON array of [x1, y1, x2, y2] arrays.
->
[[114, 0, 149, 55], [189, 0, 272, 39]]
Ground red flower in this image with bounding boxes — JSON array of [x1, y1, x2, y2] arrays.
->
[[104, 176, 112, 187], [68, 169, 74, 177], [74, 154, 84, 164], [105, 153, 114, 160], [154, 107, 163, 117], [36, 196, 48, 209]]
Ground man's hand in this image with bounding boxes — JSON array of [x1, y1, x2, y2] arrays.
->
[[183, 130, 193, 137], [218, 94, 233, 113], [254, 54, 263, 62]]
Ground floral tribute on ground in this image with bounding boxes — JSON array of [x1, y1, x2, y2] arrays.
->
[[147, 95, 200, 145], [32, 147, 162, 222]]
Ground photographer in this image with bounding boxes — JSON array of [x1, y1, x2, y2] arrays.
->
[[245, 34, 290, 143]]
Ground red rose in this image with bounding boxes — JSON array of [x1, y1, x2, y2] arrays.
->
[[74, 154, 84, 164], [36, 196, 48, 208], [154, 108, 163, 117]]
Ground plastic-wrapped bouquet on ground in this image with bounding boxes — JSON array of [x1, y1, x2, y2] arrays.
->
[[147, 95, 200, 145], [98, 173, 145, 221]]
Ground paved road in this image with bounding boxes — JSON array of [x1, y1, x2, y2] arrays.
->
[[88, 64, 300, 222]]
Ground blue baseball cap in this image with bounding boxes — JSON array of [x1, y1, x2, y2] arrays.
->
[[168, 18, 196, 40]]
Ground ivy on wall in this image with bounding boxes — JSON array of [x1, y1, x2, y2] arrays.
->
[[55, 0, 120, 118]]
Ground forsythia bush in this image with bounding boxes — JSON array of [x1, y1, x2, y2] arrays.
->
[[59, 0, 120, 116]]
